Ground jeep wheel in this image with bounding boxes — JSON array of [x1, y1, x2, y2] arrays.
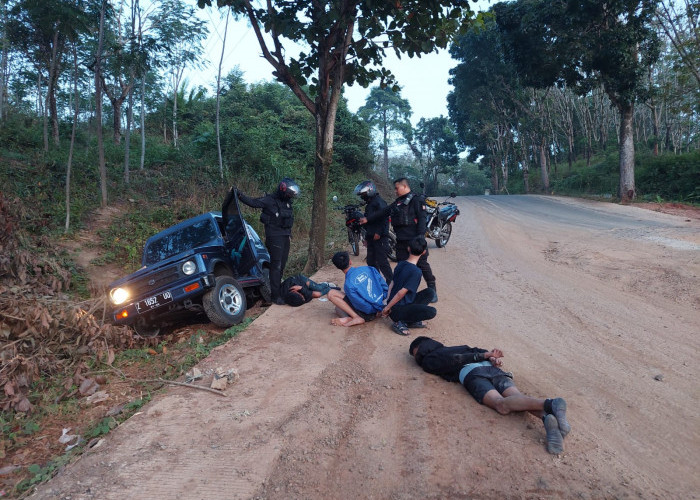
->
[[203, 276, 246, 327], [133, 318, 161, 338]]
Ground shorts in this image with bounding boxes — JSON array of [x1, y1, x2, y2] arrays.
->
[[343, 296, 377, 322], [462, 366, 515, 404]]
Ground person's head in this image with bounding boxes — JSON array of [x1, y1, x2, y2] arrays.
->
[[278, 178, 300, 200], [353, 180, 376, 202], [284, 288, 306, 307], [393, 177, 411, 197], [332, 251, 351, 271], [409, 336, 430, 357], [407, 237, 427, 257]]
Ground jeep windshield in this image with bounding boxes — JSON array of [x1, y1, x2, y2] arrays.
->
[[143, 218, 219, 266]]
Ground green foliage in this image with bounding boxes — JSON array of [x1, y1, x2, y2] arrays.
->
[[636, 150, 700, 201]]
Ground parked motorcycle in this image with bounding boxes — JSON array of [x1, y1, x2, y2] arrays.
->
[[425, 193, 460, 248], [334, 200, 366, 256], [333, 196, 397, 260]]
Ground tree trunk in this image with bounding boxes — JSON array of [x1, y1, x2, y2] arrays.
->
[[138, 2, 146, 170], [39, 70, 48, 152], [124, 73, 134, 184], [47, 29, 61, 146], [172, 83, 178, 148], [618, 103, 635, 202], [216, 8, 230, 181], [0, 0, 8, 122], [140, 75, 146, 169], [96, 0, 108, 207], [65, 46, 80, 233], [382, 110, 389, 179], [304, 109, 332, 274], [539, 137, 549, 193]]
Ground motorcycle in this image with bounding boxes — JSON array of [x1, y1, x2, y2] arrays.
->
[[424, 192, 460, 248], [333, 196, 397, 260], [334, 201, 366, 256]]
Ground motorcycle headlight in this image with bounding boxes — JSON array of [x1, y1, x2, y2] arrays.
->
[[110, 287, 130, 305], [182, 260, 196, 275]]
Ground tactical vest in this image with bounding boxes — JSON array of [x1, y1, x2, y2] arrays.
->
[[260, 197, 294, 229], [393, 193, 416, 227]]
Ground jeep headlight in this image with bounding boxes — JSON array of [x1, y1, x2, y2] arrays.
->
[[110, 287, 130, 305], [182, 260, 196, 275]]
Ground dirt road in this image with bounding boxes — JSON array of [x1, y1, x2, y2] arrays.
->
[[32, 195, 699, 499]]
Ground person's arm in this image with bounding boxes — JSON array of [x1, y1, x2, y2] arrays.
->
[[360, 203, 392, 225], [413, 195, 427, 235], [237, 191, 267, 209], [381, 288, 408, 317]]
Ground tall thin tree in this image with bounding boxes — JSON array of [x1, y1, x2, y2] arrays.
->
[[65, 44, 80, 233], [215, 7, 230, 180], [96, 0, 108, 207]]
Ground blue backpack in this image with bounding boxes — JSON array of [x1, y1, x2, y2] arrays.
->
[[344, 266, 388, 314]]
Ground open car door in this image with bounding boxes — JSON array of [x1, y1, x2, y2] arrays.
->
[[221, 187, 263, 277]]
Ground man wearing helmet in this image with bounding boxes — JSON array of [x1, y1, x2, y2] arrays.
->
[[237, 178, 300, 305], [354, 180, 393, 285]]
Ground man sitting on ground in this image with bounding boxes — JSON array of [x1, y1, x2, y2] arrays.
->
[[409, 335, 571, 454], [328, 251, 388, 327], [281, 275, 337, 307], [381, 237, 436, 336]]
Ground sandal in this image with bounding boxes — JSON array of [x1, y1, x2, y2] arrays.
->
[[391, 321, 410, 336], [406, 321, 426, 328]]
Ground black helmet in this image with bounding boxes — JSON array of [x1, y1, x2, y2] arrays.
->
[[354, 180, 376, 201], [278, 178, 300, 199]]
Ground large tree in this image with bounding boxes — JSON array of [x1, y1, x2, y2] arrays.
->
[[198, 0, 475, 272], [412, 116, 459, 194], [8, 0, 90, 148], [358, 85, 412, 179], [495, 0, 660, 202]]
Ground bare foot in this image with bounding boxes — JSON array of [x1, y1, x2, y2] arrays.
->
[[342, 316, 365, 327], [330, 316, 365, 327]]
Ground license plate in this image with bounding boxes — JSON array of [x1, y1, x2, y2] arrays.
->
[[135, 291, 173, 313]]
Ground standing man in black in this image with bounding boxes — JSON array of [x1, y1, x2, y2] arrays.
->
[[237, 178, 300, 305], [354, 180, 393, 286], [361, 177, 437, 302]]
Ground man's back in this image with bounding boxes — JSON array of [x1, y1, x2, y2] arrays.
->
[[344, 266, 388, 314], [388, 260, 421, 306]]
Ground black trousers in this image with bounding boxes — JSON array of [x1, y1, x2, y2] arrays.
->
[[395, 239, 435, 286], [366, 235, 393, 285], [266, 234, 290, 300], [389, 289, 437, 323]]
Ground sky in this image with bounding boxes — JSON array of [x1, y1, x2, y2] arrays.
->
[[187, 1, 493, 126]]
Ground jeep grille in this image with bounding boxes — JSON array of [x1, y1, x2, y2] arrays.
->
[[129, 265, 181, 297]]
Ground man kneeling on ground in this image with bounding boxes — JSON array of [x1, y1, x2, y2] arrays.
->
[[328, 251, 388, 327], [409, 335, 571, 455], [381, 237, 436, 336]]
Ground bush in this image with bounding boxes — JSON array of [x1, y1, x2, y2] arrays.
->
[[636, 151, 700, 202]]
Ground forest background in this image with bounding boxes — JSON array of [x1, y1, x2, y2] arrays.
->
[[0, 0, 698, 496]]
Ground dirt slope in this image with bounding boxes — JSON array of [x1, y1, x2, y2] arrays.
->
[[31, 196, 699, 500]]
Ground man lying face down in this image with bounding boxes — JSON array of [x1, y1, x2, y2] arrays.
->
[[409, 336, 571, 455]]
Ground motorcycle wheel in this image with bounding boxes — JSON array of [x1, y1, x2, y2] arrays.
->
[[387, 230, 398, 262], [436, 222, 452, 248], [349, 228, 361, 256]]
